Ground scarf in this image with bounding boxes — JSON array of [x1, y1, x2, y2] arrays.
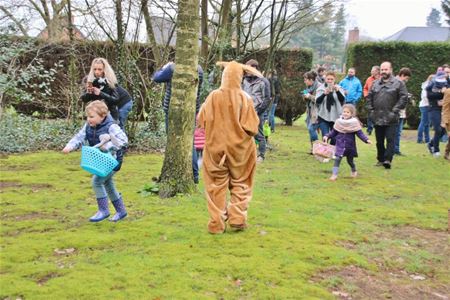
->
[[333, 116, 362, 133]]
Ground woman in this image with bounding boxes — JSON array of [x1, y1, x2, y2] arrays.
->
[[315, 71, 345, 144]]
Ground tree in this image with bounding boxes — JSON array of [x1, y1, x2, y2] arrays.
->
[[426, 8, 442, 27], [158, 0, 199, 198], [442, 0, 450, 25]]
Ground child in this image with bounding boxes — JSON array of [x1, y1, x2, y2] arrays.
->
[[81, 57, 120, 121], [323, 104, 372, 181], [194, 127, 205, 168], [62, 101, 128, 222], [197, 61, 261, 234]]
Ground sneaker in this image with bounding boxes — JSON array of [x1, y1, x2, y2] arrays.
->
[[427, 143, 434, 154], [383, 160, 391, 169], [374, 161, 383, 167], [394, 152, 406, 156], [351, 171, 358, 178], [444, 152, 449, 160], [256, 156, 264, 163], [329, 174, 338, 181], [433, 152, 441, 158]]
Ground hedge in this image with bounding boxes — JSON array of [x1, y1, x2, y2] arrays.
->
[[346, 41, 450, 128]]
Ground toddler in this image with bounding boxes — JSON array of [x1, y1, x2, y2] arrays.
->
[[324, 104, 372, 181], [63, 101, 128, 222]]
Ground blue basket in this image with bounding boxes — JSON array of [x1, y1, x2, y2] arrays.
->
[[80, 146, 118, 177]]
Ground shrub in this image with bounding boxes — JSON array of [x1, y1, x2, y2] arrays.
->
[[346, 41, 450, 128], [0, 108, 166, 153]]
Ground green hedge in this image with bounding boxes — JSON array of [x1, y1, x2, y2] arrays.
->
[[346, 41, 450, 128], [243, 48, 313, 125]]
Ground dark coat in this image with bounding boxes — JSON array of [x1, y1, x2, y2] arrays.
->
[[366, 75, 408, 126], [326, 129, 369, 157], [81, 78, 120, 120]]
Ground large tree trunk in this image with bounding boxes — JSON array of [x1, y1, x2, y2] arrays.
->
[[159, 0, 199, 198]]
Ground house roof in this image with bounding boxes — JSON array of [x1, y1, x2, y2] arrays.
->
[[384, 26, 449, 42]]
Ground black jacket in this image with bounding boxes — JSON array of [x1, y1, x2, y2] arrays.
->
[[366, 75, 408, 126], [116, 85, 132, 108], [81, 78, 119, 120]]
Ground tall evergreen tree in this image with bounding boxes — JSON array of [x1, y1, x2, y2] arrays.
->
[[426, 8, 442, 27]]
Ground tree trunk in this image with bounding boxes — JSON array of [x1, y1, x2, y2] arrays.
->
[[200, 0, 208, 69], [217, 0, 232, 62], [142, 0, 162, 67], [159, 0, 199, 198]]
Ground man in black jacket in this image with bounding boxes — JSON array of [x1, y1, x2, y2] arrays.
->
[[367, 61, 408, 169]]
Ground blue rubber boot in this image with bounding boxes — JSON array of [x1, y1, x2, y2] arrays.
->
[[109, 197, 127, 222], [89, 197, 110, 222]]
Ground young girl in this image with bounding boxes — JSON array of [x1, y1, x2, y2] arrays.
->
[[323, 104, 372, 181], [62, 101, 128, 222], [81, 57, 120, 121]]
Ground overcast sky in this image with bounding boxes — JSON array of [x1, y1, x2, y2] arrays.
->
[[345, 0, 446, 40]]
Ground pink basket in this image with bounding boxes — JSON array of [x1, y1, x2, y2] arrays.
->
[[312, 141, 335, 158]]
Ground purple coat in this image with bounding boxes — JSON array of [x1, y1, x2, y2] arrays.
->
[[326, 129, 369, 157]]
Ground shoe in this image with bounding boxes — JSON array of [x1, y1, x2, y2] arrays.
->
[[228, 224, 247, 232], [89, 211, 110, 222], [256, 156, 264, 163], [383, 161, 391, 169], [394, 152, 406, 156], [427, 143, 434, 154], [109, 197, 127, 222], [351, 171, 358, 178], [194, 177, 199, 184], [329, 175, 337, 181], [417, 140, 423, 144], [374, 161, 383, 167], [109, 212, 127, 222], [433, 152, 441, 158], [444, 152, 449, 160]]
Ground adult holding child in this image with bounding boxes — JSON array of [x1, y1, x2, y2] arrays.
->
[[315, 71, 346, 144], [366, 61, 408, 169]]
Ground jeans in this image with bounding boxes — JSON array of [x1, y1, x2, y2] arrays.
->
[[429, 109, 446, 153], [118, 100, 133, 131], [165, 110, 199, 181], [92, 172, 120, 201], [367, 116, 374, 134], [375, 124, 397, 163], [308, 123, 320, 142], [417, 106, 430, 143], [394, 118, 404, 154], [255, 113, 267, 158], [318, 119, 334, 144], [269, 99, 278, 132]]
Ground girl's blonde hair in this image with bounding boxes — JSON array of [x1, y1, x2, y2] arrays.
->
[[342, 103, 356, 117], [87, 57, 117, 88], [85, 100, 109, 117]]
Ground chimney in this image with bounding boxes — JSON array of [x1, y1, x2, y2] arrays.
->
[[348, 27, 359, 43]]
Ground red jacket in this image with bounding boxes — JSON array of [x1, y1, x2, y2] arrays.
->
[[363, 75, 377, 98]]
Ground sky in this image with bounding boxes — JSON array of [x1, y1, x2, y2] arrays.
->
[[345, 0, 446, 40]]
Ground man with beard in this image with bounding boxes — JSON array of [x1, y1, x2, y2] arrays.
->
[[366, 61, 408, 169]]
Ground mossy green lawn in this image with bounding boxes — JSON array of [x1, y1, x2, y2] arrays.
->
[[1, 123, 449, 299]]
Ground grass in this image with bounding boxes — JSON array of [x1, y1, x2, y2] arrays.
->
[[1, 121, 449, 299]]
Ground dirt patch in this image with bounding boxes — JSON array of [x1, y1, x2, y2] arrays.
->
[[313, 226, 450, 299], [35, 272, 62, 286], [0, 181, 52, 192]]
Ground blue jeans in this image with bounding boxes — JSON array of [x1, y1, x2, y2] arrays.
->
[[429, 109, 445, 153], [255, 113, 266, 158], [92, 172, 120, 200], [269, 100, 278, 132], [394, 118, 404, 154], [308, 123, 320, 142], [318, 119, 334, 144], [118, 100, 133, 131], [367, 116, 374, 134], [417, 106, 430, 143]]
